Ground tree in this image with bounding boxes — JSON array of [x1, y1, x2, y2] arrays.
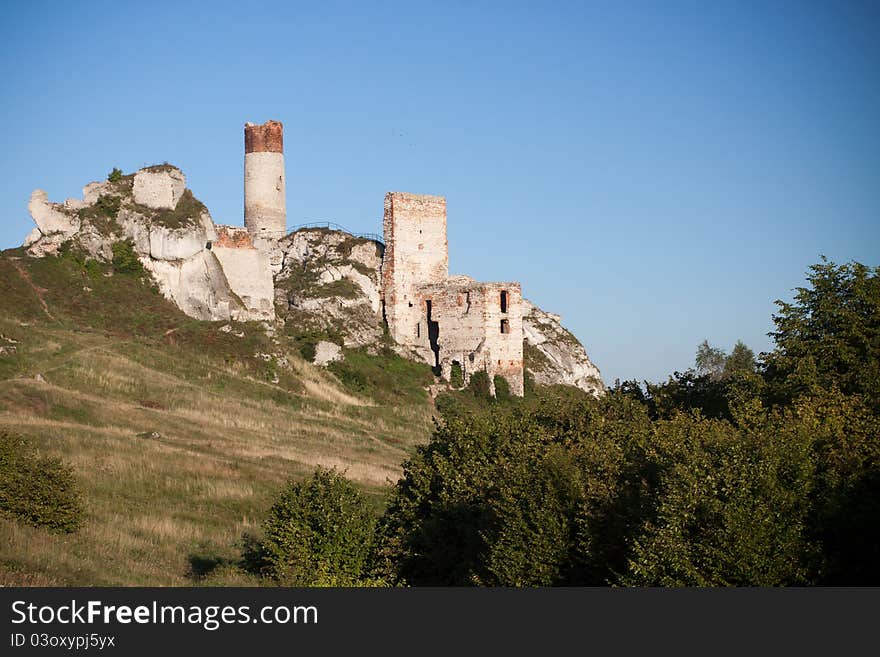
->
[[111, 240, 143, 275], [695, 340, 727, 381], [254, 468, 376, 586], [373, 393, 656, 586], [623, 412, 817, 586], [724, 340, 756, 376], [763, 258, 880, 407], [0, 432, 84, 533]]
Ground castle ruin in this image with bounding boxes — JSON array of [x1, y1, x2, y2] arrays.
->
[[206, 121, 288, 320], [22, 119, 530, 397], [224, 120, 524, 395], [381, 192, 524, 396]]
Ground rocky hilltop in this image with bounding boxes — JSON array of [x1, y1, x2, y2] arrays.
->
[[22, 165, 604, 395], [25, 166, 254, 322]]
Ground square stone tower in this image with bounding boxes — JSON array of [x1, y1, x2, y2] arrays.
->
[[381, 191, 524, 396], [381, 192, 448, 348]]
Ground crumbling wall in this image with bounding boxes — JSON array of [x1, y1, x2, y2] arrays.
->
[[380, 190, 525, 396], [381, 192, 448, 349], [244, 120, 286, 239], [418, 278, 524, 396], [132, 167, 185, 210], [211, 225, 274, 320]]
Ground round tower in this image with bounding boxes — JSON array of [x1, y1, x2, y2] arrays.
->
[[244, 120, 286, 239]]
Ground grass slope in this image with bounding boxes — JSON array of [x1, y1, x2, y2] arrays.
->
[[0, 248, 435, 585]]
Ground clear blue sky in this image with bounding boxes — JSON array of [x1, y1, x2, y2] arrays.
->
[[2, 1, 878, 384]]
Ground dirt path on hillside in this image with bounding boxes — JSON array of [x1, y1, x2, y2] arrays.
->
[[10, 258, 56, 321]]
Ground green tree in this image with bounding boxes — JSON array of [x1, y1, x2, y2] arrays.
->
[[624, 412, 817, 586], [107, 167, 123, 182], [0, 432, 85, 533], [254, 468, 376, 586], [695, 340, 727, 381], [111, 240, 144, 275], [763, 258, 880, 407], [724, 340, 757, 376], [374, 393, 655, 586]]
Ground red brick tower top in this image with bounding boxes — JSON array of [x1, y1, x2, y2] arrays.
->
[[244, 120, 283, 153]]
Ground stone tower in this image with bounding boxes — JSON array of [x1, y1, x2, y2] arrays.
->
[[381, 192, 448, 349], [381, 191, 525, 396], [244, 120, 286, 239]]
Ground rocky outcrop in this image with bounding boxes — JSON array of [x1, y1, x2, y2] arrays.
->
[[20, 169, 603, 394], [24, 190, 82, 256], [132, 167, 186, 210], [23, 166, 256, 322], [522, 300, 604, 395], [28, 190, 80, 237], [142, 249, 242, 321], [313, 340, 343, 366], [275, 228, 385, 349]]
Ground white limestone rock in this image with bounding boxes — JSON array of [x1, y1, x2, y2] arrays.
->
[[313, 340, 343, 367], [28, 190, 80, 236], [276, 229, 385, 348], [142, 250, 244, 322], [211, 242, 275, 321], [23, 228, 42, 247], [83, 181, 115, 205], [522, 299, 604, 396], [64, 198, 88, 211], [133, 167, 186, 210], [148, 224, 206, 261]]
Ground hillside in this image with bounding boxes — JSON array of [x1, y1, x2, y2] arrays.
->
[[0, 246, 435, 585], [2, 164, 606, 585]]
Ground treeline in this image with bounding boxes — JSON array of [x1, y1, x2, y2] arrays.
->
[[247, 258, 879, 586]]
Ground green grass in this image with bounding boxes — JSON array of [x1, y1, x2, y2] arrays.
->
[[312, 277, 361, 299], [130, 188, 205, 230], [328, 346, 435, 408], [76, 195, 122, 237], [0, 247, 436, 586]]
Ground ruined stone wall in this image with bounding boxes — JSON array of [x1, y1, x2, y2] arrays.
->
[[381, 192, 448, 348], [211, 225, 274, 320], [244, 120, 286, 239], [132, 168, 185, 210], [484, 282, 524, 397], [417, 278, 524, 396]]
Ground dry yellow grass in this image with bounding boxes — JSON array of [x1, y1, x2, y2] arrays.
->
[[0, 322, 436, 585]]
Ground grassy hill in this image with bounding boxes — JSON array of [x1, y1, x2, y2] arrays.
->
[[0, 246, 435, 585]]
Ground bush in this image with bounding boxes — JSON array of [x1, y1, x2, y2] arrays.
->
[[107, 167, 123, 182], [0, 431, 85, 533], [252, 468, 376, 585], [493, 375, 511, 400], [111, 240, 144, 275], [327, 347, 433, 406], [467, 370, 492, 399], [450, 362, 464, 388]]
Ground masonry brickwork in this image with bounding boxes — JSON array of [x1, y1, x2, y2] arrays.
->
[[381, 192, 448, 351], [211, 225, 274, 320], [381, 192, 525, 396], [244, 120, 286, 239], [24, 117, 531, 393]]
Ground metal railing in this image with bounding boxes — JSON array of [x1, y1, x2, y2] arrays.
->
[[288, 221, 384, 245]]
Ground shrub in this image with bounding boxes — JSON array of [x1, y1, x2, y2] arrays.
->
[[254, 468, 376, 585], [327, 347, 433, 406], [467, 370, 492, 399], [107, 167, 123, 182], [111, 240, 144, 275], [450, 362, 464, 388], [493, 375, 511, 400], [0, 431, 85, 533]]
